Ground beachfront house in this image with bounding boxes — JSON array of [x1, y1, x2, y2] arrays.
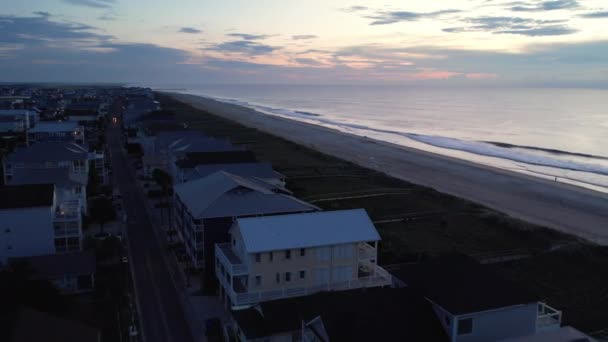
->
[[9, 252, 96, 294], [140, 130, 238, 177], [0, 109, 38, 133], [170, 149, 257, 179], [172, 171, 318, 277], [0, 184, 83, 265], [28, 121, 85, 145], [391, 256, 563, 342], [215, 209, 392, 308], [174, 162, 286, 187], [229, 287, 447, 342]]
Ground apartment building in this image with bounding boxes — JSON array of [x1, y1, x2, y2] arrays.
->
[[0, 184, 83, 264], [173, 171, 318, 274], [0, 109, 38, 133], [215, 209, 392, 308]]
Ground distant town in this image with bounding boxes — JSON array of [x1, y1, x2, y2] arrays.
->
[[0, 85, 600, 342]]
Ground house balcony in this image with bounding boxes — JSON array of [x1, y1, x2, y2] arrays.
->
[[216, 243, 392, 307], [54, 200, 81, 221], [216, 243, 248, 276], [358, 242, 378, 260], [536, 302, 562, 331]]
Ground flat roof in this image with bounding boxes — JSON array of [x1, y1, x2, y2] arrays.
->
[[237, 209, 380, 253], [0, 184, 54, 209], [29, 121, 79, 133]]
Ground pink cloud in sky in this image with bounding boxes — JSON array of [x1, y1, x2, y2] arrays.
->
[[411, 70, 462, 80]]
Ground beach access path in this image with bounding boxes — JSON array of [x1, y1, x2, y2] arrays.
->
[[167, 93, 608, 245]]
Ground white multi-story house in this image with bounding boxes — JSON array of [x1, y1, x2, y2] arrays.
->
[[0, 184, 83, 265], [2, 141, 98, 213], [173, 171, 318, 273], [215, 209, 392, 308]]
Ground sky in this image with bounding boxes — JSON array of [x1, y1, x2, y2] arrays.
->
[[1, 0, 607, 86]]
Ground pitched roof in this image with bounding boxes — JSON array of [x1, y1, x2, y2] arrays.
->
[[174, 171, 315, 219], [237, 209, 380, 253], [233, 287, 448, 341], [10, 168, 86, 188], [390, 255, 539, 315], [6, 141, 89, 163], [0, 184, 54, 209], [175, 151, 257, 168], [11, 308, 100, 342], [9, 252, 96, 278], [189, 162, 279, 181]]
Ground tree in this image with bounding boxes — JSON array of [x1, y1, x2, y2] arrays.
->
[[152, 168, 173, 227], [90, 196, 115, 234], [87, 167, 101, 197]]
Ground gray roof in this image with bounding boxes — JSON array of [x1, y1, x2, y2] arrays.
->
[[237, 209, 380, 253], [170, 138, 238, 154], [10, 168, 86, 188], [7, 141, 89, 163], [174, 171, 316, 219], [189, 162, 279, 181], [29, 121, 79, 133]]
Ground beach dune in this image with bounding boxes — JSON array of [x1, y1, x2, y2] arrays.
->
[[167, 93, 608, 245]]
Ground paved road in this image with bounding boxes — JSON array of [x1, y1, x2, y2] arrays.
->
[[107, 125, 194, 342]]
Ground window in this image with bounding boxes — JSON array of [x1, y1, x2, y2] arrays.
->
[[269, 251, 273, 262], [316, 247, 331, 261], [75, 186, 82, 194], [276, 273, 280, 284], [285, 272, 291, 282], [232, 238, 236, 246], [4, 228, 10, 233], [255, 253, 261, 263], [457, 318, 473, 335], [285, 250, 291, 259], [299, 270, 306, 280], [255, 276, 261, 286], [334, 245, 353, 259], [300, 248, 306, 257]]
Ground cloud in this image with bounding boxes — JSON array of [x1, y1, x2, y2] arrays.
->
[[363, 9, 461, 25], [226, 33, 271, 40], [63, 0, 115, 8], [340, 6, 368, 13], [496, 25, 577, 36], [98, 13, 116, 21], [443, 16, 575, 36], [295, 58, 324, 66], [179, 27, 202, 34], [510, 0, 579, 12], [33, 11, 51, 17], [209, 40, 277, 55], [0, 14, 113, 45], [292, 35, 318, 40], [579, 11, 608, 18]]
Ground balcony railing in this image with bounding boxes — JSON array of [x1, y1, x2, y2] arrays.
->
[[216, 243, 248, 276], [536, 302, 562, 331], [219, 262, 392, 307], [358, 242, 377, 260], [54, 200, 81, 221]]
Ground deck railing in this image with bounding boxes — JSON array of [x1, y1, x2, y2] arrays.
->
[[536, 302, 562, 331], [219, 262, 392, 307]]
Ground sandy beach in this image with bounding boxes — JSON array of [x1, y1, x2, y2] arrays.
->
[[167, 92, 608, 245]]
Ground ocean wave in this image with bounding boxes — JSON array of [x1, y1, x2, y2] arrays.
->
[[200, 93, 608, 178], [483, 141, 608, 161], [406, 134, 608, 177]]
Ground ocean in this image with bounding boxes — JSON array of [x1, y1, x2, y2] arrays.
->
[[148, 84, 608, 193]]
